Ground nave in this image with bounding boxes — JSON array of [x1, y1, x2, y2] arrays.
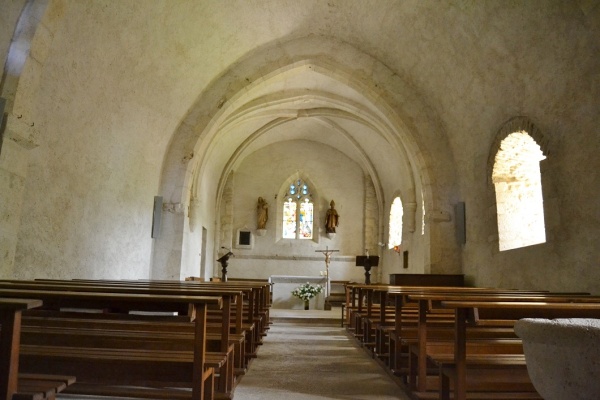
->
[[234, 310, 410, 400]]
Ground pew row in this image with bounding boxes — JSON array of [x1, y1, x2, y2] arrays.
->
[[9, 278, 272, 398], [344, 284, 599, 400], [0, 298, 76, 400], [434, 299, 600, 400], [403, 292, 599, 399], [9, 278, 271, 371], [0, 285, 223, 400]]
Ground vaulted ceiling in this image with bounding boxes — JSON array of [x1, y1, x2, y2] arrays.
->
[[2, 0, 599, 282]]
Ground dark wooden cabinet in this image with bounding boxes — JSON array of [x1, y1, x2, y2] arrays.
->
[[389, 273, 464, 286]]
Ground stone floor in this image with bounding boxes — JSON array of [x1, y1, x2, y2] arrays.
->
[[234, 308, 410, 400], [57, 307, 411, 400]]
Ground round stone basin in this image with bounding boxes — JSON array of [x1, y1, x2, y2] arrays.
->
[[514, 318, 600, 400]]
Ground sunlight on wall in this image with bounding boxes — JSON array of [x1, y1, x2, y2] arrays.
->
[[388, 197, 403, 250], [493, 131, 546, 251]]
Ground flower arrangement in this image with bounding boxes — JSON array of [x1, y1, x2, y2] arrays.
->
[[291, 282, 324, 302]]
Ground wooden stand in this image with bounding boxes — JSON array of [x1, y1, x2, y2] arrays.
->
[[216, 252, 233, 282], [355, 255, 379, 284]]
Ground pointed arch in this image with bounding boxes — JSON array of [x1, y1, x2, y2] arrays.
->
[[154, 36, 455, 278], [276, 173, 320, 243]]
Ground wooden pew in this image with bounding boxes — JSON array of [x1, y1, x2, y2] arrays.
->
[[0, 298, 76, 400], [82, 278, 272, 365], [0, 286, 222, 400], [345, 282, 482, 353], [69, 278, 272, 348], [21, 278, 269, 382], [367, 287, 553, 387], [350, 285, 542, 366], [19, 279, 255, 359], [127, 278, 273, 376], [406, 293, 600, 400], [324, 280, 350, 316], [64, 278, 272, 373], [439, 299, 600, 400]]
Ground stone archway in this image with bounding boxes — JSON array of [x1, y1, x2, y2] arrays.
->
[[152, 36, 458, 280]]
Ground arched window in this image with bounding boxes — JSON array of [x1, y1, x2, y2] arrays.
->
[[282, 179, 313, 240], [492, 130, 546, 251], [388, 197, 403, 251]]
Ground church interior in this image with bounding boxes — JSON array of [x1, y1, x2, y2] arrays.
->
[[2, 0, 598, 294], [1, 2, 599, 400]]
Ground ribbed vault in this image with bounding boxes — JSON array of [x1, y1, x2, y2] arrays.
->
[[154, 37, 454, 277]]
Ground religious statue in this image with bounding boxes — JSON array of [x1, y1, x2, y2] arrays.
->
[[325, 200, 339, 233], [257, 197, 269, 229]]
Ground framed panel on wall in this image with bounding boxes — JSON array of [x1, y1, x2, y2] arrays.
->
[[235, 228, 254, 249]]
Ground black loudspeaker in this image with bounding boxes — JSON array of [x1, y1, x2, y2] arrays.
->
[[151, 196, 163, 238], [0, 97, 6, 155], [0, 97, 6, 128], [455, 202, 466, 244]]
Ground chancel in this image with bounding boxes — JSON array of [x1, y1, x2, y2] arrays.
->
[[0, 2, 599, 400]]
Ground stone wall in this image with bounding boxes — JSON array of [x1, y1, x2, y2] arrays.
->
[[220, 140, 369, 283]]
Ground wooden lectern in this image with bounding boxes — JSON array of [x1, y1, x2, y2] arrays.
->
[[355, 255, 379, 284], [216, 251, 233, 282]]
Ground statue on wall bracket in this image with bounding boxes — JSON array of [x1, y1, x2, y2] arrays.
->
[[256, 196, 268, 235], [325, 200, 339, 238]]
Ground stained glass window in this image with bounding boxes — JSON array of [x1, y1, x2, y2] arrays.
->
[[282, 179, 313, 240], [299, 199, 313, 239], [282, 198, 297, 239]]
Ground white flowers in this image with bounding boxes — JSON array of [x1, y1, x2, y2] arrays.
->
[[291, 282, 323, 301]]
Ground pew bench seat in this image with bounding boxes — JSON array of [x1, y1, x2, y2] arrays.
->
[[20, 324, 236, 397], [14, 374, 76, 400], [20, 344, 219, 398], [436, 359, 539, 400]]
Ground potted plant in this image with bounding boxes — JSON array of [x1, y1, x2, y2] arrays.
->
[[291, 282, 324, 310]]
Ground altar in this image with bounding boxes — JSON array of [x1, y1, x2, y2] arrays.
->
[[269, 275, 327, 309]]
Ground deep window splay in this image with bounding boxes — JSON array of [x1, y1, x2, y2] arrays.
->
[[493, 130, 546, 251]]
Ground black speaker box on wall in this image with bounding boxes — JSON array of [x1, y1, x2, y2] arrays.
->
[[0, 97, 6, 155], [455, 202, 466, 244], [151, 196, 163, 238], [0, 97, 6, 127]]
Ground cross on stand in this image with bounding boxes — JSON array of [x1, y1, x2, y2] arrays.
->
[[315, 246, 339, 297]]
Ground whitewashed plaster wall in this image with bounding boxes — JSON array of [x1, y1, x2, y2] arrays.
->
[[158, 35, 459, 284], [6, 1, 176, 279], [0, 1, 597, 295], [221, 140, 368, 283], [450, 9, 600, 294], [0, 0, 28, 277], [0, 0, 47, 277]]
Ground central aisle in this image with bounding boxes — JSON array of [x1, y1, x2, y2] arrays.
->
[[234, 318, 411, 400]]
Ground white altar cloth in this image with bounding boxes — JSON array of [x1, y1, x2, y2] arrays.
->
[[269, 275, 327, 309]]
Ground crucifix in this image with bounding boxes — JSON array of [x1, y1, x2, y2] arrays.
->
[[315, 246, 339, 297]]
